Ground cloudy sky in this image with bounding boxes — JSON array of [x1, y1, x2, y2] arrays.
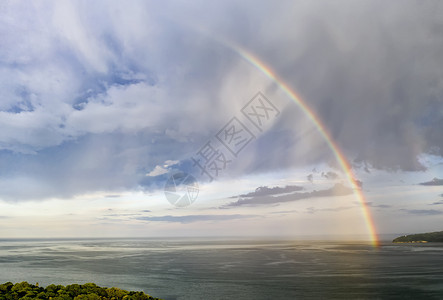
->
[[0, 0, 442, 239]]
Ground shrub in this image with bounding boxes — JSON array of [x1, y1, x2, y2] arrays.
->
[[0, 282, 162, 300]]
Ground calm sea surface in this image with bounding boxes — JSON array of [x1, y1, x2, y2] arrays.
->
[[0, 239, 442, 299]]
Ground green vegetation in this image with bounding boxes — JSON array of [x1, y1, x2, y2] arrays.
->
[[0, 282, 162, 300], [393, 230, 443, 243]]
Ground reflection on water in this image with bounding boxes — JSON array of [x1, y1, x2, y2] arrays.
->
[[0, 239, 442, 299]]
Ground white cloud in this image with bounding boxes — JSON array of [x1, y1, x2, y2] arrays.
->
[[146, 165, 168, 177]]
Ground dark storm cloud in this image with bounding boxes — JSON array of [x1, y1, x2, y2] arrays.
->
[[233, 185, 303, 198], [322, 172, 339, 180], [230, 0, 443, 171], [223, 183, 353, 208], [366, 202, 391, 209], [307, 174, 313, 183], [419, 178, 443, 186]]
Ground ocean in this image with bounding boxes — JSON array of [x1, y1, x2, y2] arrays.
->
[[0, 238, 442, 299]]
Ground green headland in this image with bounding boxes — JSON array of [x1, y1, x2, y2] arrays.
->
[[393, 231, 443, 243], [0, 282, 162, 300]]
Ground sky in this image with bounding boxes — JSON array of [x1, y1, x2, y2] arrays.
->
[[0, 0, 442, 240]]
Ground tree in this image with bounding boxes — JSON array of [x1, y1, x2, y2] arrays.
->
[[0, 282, 162, 300]]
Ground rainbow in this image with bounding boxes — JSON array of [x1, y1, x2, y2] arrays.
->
[[226, 41, 380, 247]]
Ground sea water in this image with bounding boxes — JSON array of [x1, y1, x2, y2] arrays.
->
[[0, 238, 442, 299]]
